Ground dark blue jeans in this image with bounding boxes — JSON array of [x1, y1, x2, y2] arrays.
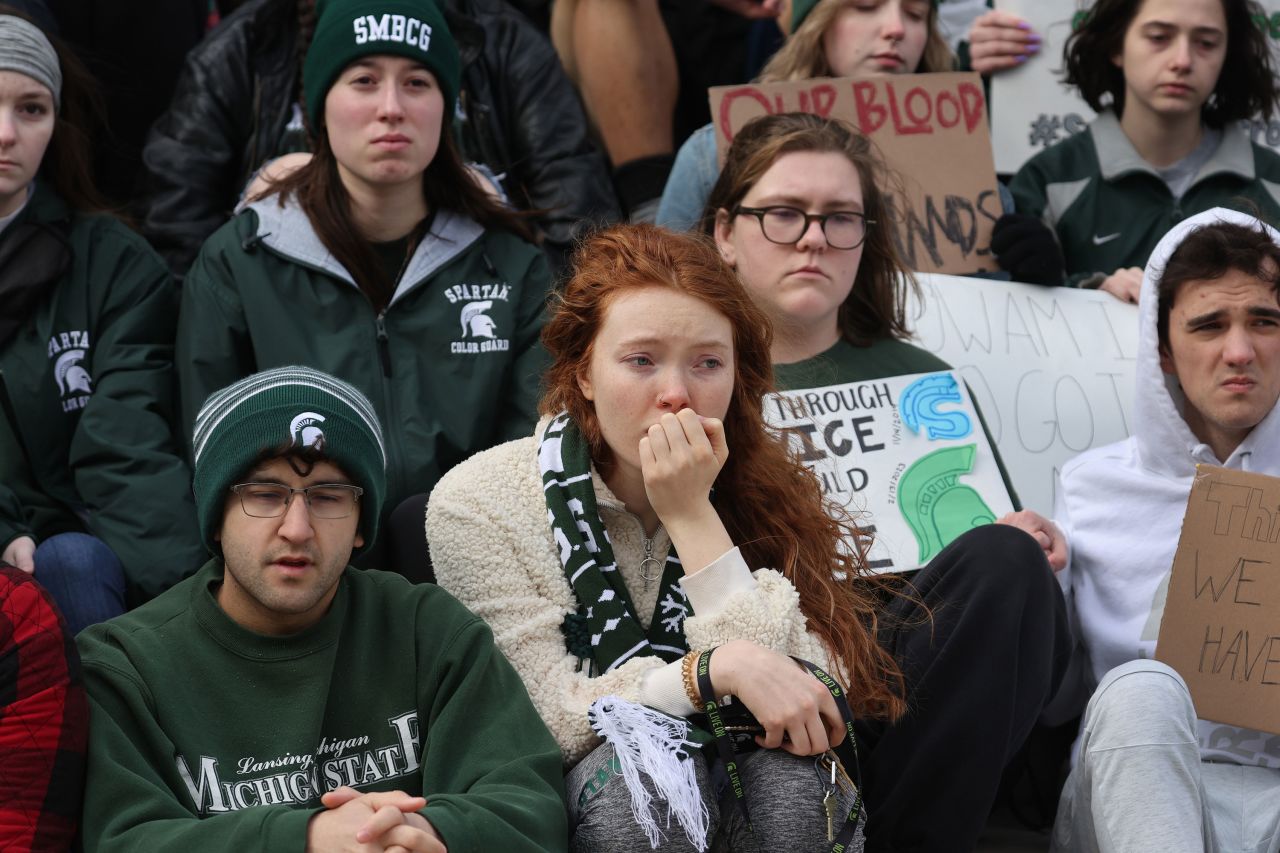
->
[[33, 532, 126, 635]]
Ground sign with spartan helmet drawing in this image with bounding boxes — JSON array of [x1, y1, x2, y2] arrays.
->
[[764, 370, 1015, 573]]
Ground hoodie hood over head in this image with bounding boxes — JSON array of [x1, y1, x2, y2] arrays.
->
[[1133, 206, 1280, 478]]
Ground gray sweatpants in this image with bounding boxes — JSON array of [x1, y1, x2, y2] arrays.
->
[[567, 740, 865, 852], [1051, 659, 1280, 853]]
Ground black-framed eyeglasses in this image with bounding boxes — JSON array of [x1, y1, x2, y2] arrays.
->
[[230, 483, 364, 520], [733, 205, 873, 250]]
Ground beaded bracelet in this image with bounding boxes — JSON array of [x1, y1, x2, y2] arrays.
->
[[681, 649, 702, 707]]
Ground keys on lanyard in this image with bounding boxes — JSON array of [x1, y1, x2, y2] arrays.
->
[[820, 756, 838, 842]]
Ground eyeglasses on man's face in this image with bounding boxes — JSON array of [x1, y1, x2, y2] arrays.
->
[[229, 483, 363, 520], [733, 205, 873, 250]]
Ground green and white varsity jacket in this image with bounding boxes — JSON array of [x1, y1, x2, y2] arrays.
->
[[1009, 110, 1280, 287]]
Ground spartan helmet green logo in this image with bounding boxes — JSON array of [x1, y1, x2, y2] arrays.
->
[[289, 411, 327, 451], [898, 444, 995, 563]]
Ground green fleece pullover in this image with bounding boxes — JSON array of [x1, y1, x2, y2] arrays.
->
[[177, 199, 551, 567], [77, 561, 568, 853], [0, 183, 202, 600], [1010, 110, 1280, 287]]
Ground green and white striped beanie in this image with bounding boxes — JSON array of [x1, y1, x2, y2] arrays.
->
[[191, 366, 387, 554]]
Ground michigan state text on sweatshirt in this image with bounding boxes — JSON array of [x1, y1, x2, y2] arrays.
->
[[76, 562, 567, 852]]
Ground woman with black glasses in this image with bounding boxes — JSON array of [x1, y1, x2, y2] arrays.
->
[[707, 111, 967, 392], [703, 111, 1072, 850]]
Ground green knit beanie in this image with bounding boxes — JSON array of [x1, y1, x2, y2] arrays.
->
[[303, 0, 460, 128], [191, 366, 387, 555], [791, 0, 936, 33]]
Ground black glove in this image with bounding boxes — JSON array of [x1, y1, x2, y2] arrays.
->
[[991, 213, 1066, 285]]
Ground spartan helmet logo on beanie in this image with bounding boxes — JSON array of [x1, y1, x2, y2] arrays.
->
[[289, 411, 328, 451]]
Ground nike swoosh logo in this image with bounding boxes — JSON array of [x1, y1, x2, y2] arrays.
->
[[1093, 233, 1121, 245]]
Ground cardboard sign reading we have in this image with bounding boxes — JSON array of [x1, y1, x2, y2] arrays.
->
[[709, 72, 1001, 276], [1155, 466, 1280, 735]]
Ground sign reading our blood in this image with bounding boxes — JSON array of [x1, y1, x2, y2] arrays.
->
[[709, 72, 1002, 276]]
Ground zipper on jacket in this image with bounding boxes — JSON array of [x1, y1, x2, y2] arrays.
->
[[641, 534, 666, 592], [375, 311, 392, 377]]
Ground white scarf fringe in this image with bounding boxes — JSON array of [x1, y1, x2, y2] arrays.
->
[[588, 696, 710, 851]]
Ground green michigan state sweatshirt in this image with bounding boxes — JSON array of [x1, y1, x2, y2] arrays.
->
[[77, 561, 567, 853]]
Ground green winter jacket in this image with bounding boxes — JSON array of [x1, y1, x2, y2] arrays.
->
[[1010, 110, 1280, 287], [0, 183, 202, 600], [177, 199, 551, 564], [77, 561, 568, 853]]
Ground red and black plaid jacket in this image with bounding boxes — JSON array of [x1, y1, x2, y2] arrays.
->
[[0, 565, 88, 852]]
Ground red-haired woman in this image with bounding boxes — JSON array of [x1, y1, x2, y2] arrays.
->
[[427, 223, 1064, 851]]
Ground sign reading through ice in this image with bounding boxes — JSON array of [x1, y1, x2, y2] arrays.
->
[[766, 370, 1015, 573]]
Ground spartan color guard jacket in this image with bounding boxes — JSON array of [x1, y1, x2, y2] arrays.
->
[[176, 197, 551, 568], [0, 183, 202, 601]]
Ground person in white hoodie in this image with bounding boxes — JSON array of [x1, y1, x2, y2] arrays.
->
[[1045, 206, 1280, 853]]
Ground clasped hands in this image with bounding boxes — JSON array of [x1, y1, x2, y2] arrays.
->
[[307, 786, 446, 853]]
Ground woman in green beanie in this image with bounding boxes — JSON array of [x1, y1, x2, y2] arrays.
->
[[656, 0, 952, 232], [176, 0, 552, 579]]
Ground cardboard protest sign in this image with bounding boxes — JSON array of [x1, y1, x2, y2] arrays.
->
[[990, 0, 1280, 174], [1155, 466, 1280, 735], [709, 73, 1001, 275], [907, 273, 1139, 515], [765, 370, 1015, 573]]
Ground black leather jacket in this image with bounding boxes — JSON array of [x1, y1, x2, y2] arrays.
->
[[140, 0, 619, 276]]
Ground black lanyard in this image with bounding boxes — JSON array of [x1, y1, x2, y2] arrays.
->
[[695, 650, 864, 850]]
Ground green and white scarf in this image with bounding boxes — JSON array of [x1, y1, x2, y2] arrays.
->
[[540, 413, 691, 675]]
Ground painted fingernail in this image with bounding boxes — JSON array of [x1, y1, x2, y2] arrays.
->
[[1027, 42, 1041, 53], [1015, 54, 1029, 63], [1017, 21, 1032, 30], [1027, 34, 1042, 44]]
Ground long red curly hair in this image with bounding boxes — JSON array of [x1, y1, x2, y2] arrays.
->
[[541, 223, 905, 721]]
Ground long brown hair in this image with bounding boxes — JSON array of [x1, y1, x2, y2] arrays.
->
[[704, 112, 916, 346], [0, 5, 109, 213], [541, 223, 905, 720], [761, 0, 954, 82], [268, 49, 534, 311]]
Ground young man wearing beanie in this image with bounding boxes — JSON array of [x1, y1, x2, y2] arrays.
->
[[76, 366, 567, 852]]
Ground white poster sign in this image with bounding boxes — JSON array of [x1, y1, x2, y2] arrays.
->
[[767, 370, 1015, 573], [906, 274, 1140, 515], [990, 0, 1280, 174]]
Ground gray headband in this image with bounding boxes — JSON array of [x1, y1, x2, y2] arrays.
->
[[0, 16, 61, 111]]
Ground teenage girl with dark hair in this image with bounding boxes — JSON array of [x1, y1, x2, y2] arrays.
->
[[177, 0, 552, 577], [1001, 0, 1280, 300], [0, 6, 203, 629]]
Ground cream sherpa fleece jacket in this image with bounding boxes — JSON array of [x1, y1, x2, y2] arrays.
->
[[427, 432, 828, 769]]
